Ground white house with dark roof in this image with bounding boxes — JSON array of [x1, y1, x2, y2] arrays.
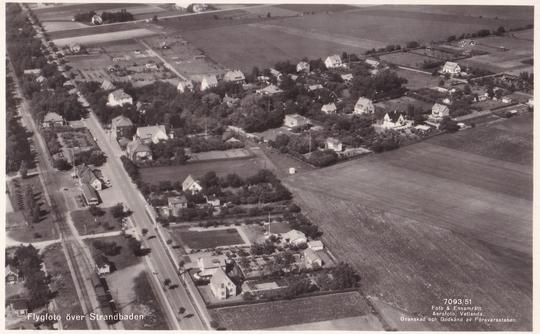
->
[[135, 125, 168, 144], [324, 55, 343, 69], [353, 97, 375, 114], [210, 268, 237, 300], [441, 61, 461, 75], [223, 70, 245, 83], [111, 115, 133, 138], [107, 89, 133, 107], [201, 75, 218, 91], [183, 175, 202, 193]]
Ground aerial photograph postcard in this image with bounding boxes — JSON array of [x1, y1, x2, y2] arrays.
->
[[4, 1, 534, 331]]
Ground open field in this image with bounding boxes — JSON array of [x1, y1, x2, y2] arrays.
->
[[171, 227, 246, 250], [42, 244, 88, 329], [53, 28, 158, 47], [270, 314, 384, 330], [139, 156, 268, 185], [394, 69, 441, 90], [458, 32, 533, 73], [284, 116, 532, 330], [210, 291, 376, 330], [380, 52, 436, 69], [429, 113, 532, 165], [176, 6, 531, 71], [379, 5, 533, 20]]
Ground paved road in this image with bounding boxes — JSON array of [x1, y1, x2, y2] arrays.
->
[[81, 111, 208, 330]]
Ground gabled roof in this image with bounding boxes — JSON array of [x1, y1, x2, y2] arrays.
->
[[321, 103, 337, 112], [109, 89, 132, 101], [81, 183, 98, 200], [285, 113, 311, 124], [325, 54, 342, 65], [355, 97, 374, 110], [256, 84, 283, 95], [202, 75, 218, 87], [43, 112, 64, 123], [183, 174, 201, 191], [443, 61, 460, 71], [281, 229, 306, 242], [432, 103, 450, 116], [77, 164, 100, 185], [136, 125, 167, 140], [177, 80, 194, 91], [168, 195, 187, 206], [101, 79, 116, 91], [303, 248, 321, 263], [111, 115, 133, 128], [6, 265, 17, 276], [223, 70, 245, 82], [127, 139, 151, 154]]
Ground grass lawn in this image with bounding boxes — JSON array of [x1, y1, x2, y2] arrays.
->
[[210, 291, 370, 330], [71, 206, 122, 235], [139, 156, 267, 186], [42, 244, 88, 329], [85, 235, 142, 271], [172, 228, 246, 250]]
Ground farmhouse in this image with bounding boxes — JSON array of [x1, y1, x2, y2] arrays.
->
[[256, 84, 283, 96], [177, 80, 194, 93], [281, 229, 307, 246], [325, 55, 343, 69], [5, 265, 19, 285], [326, 137, 343, 152], [135, 125, 169, 144], [101, 79, 116, 91], [81, 183, 100, 206], [321, 102, 337, 114], [284, 114, 311, 128], [303, 248, 323, 268], [107, 89, 133, 107], [210, 268, 237, 300], [308, 240, 324, 251], [353, 97, 375, 114], [126, 139, 152, 161], [201, 75, 218, 91], [42, 112, 65, 128], [76, 164, 103, 191], [426, 103, 450, 127], [69, 43, 82, 53], [168, 195, 188, 217], [296, 61, 310, 73], [223, 70, 245, 83], [381, 112, 411, 130], [441, 61, 461, 75], [183, 175, 203, 193]]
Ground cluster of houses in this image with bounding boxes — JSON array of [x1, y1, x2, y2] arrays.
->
[[194, 228, 326, 301], [74, 163, 104, 205]]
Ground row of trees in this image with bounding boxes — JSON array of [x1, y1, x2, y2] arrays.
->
[[74, 9, 134, 23]]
